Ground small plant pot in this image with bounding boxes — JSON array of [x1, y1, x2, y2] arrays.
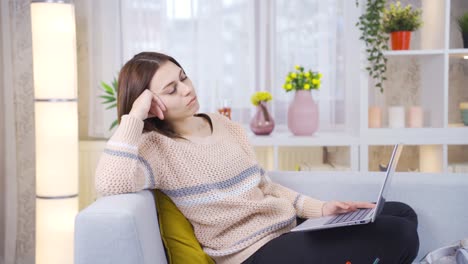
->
[[391, 31, 412, 50]]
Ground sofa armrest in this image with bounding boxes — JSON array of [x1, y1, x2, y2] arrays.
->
[[75, 190, 167, 264]]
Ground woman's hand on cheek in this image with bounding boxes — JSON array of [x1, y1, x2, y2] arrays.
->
[[130, 89, 156, 121], [129, 89, 166, 121], [149, 92, 167, 120]]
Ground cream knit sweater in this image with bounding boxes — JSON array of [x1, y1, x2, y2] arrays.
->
[[95, 112, 325, 264]]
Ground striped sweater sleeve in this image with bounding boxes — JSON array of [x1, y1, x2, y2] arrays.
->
[[220, 113, 326, 218], [258, 172, 325, 218], [95, 114, 158, 196]]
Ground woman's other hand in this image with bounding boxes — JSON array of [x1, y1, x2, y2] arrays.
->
[[321, 201, 376, 216], [129, 89, 166, 121]]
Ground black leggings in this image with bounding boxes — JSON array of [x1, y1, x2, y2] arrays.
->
[[242, 201, 419, 264]]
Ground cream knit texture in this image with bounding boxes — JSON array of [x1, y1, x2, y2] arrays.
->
[[95, 112, 325, 264]]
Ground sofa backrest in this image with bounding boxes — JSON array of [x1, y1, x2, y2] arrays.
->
[[75, 171, 468, 264], [268, 171, 468, 262]]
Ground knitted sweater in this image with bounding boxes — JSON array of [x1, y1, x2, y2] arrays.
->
[[95, 112, 326, 264]]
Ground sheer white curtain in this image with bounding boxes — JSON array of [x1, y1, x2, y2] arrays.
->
[[271, 0, 345, 131], [87, 0, 255, 138], [140, 0, 256, 122], [85, 0, 124, 138], [86, 0, 345, 138]]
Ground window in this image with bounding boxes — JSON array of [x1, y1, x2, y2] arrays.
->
[[85, 0, 349, 138]]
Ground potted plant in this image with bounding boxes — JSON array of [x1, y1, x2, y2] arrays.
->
[[250, 91, 274, 135], [283, 65, 322, 136], [356, 0, 388, 93], [457, 12, 468, 49], [99, 77, 119, 130], [382, 1, 423, 50]]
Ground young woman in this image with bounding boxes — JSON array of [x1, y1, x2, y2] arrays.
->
[[95, 52, 419, 264]]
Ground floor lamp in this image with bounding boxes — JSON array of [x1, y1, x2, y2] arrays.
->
[[30, 1, 79, 263]]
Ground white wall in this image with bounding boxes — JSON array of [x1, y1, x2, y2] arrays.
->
[[0, 2, 5, 260]]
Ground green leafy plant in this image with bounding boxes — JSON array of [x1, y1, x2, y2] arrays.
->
[[356, 0, 388, 93], [382, 1, 423, 33], [282, 65, 322, 93], [99, 77, 119, 130], [457, 12, 468, 35]]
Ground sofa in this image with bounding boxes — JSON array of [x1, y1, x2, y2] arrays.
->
[[75, 171, 468, 263]]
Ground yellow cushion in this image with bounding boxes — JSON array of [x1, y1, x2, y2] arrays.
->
[[154, 190, 215, 264]]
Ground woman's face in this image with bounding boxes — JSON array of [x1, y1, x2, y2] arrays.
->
[[149, 61, 199, 121]]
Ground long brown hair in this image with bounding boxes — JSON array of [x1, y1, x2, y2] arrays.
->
[[117, 51, 185, 139]]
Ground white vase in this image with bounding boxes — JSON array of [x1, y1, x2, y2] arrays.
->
[[388, 106, 405, 128]]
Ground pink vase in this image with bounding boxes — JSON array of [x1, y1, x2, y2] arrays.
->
[[250, 101, 275, 135], [287, 90, 319, 136]]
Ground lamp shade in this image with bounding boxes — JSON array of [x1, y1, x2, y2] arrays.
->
[[35, 101, 78, 197], [31, 1, 79, 264], [36, 197, 78, 263], [31, 2, 77, 99]]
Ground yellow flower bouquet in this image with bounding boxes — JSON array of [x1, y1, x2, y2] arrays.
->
[[251, 91, 273, 106], [283, 65, 322, 92]]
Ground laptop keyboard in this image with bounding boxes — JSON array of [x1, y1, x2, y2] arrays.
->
[[325, 208, 373, 225]]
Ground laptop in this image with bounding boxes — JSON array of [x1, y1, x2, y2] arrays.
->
[[290, 144, 403, 232]]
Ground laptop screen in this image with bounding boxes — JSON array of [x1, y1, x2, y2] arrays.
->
[[372, 144, 403, 222]]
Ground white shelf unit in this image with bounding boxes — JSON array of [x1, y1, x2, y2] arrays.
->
[[246, 126, 359, 172], [383, 50, 445, 56], [248, 0, 468, 174], [359, 0, 468, 174]]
